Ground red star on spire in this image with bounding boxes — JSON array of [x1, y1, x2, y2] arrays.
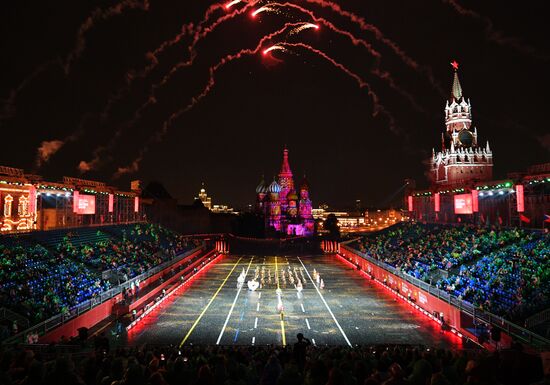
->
[[451, 60, 459, 71]]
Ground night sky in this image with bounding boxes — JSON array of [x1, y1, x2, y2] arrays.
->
[[1, 1, 548, 209]]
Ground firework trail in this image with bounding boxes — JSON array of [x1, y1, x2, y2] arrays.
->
[[103, 1, 416, 172], [443, 0, 548, 60], [82, 3, 260, 173], [109, 2, 414, 174], [1, 0, 149, 126], [98, 2, 227, 124], [64, 0, 150, 74], [371, 68, 424, 113], [289, 23, 319, 35], [304, 0, 444, 94], [77, 94, 157, 173], [263, 45, 288, 54], [255, 3, 421, 111], [253, 2, 380, 61], [0, 58, 61, 123], [49, 2, 236, 170], [113, 22, 309, 177], [126, 1, 228, 84], [286, 42, 400, 133], [225, 0, 242, 9], [158, 3, 255, 90], [252, 6, 276, 17], [276, 42, 397, 129]]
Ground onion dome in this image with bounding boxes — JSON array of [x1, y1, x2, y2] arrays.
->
[[287, 189, 298, 201], [268, 179, 281, 193], [256, 176, 268, 194]]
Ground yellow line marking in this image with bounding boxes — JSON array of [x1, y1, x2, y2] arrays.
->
[[179, 257, 242, 347], [275, 256, 286, 346], [216, 257, 254, 344]]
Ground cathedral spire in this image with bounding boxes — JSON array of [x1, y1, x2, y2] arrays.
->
[[279, 146, 292, 176], [451, 60, 463, 100]]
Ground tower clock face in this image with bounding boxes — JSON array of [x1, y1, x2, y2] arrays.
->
[[458, 129, 474, 147]]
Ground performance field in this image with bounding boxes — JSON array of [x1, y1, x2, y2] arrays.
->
[[126, 254, 461, 348]]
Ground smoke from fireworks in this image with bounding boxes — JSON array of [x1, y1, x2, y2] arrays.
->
[[77, 2, 255, 173], [108, 1, 415, 175], [278, 42, 398, 133], [62, 0, 414, 174], [97, 2, 229, 126], [36, 141, 65, 168], [1, 0, 150, 127], [443, 0, 548, 61], [65, 0, 150, 74], [255, 3, 421, 111], [159, 3, 255, 89], [275, 42, 389, 116], [0, 59, 61, 123], [304, 0, 444, 94], [35, 113, 94, 168], [114, 23, 309, 177], [11, 0, 495, 175]]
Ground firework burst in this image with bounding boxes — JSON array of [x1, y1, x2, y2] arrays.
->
[[289, 23, 319, 35]]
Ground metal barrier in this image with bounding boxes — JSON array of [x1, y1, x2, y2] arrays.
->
[[0, 308, 30, 330], [525, 308, 550, 329], [2, 245, 205, 345], [341, 244, 550, 350]]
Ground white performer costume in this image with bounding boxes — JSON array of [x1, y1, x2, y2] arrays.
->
[[237, 272, 245, 288], [247, 278, 259, 291], [296, 280, 303, 294]]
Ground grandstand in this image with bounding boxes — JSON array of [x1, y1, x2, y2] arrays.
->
[[349, 223, 550, 322], [0, 223, 202, 340]]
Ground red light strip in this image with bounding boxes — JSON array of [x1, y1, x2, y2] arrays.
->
[[335, 253, 468, 341], [126, 252, 223, 331]]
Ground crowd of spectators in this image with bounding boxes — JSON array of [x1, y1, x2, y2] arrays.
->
[[0, 339, 546, 385], [352, 223, 550, 319], [0, 242, 107, 328], [0, 224, 198, 333], [436, 233, 550, 320], [57, 224, 196, 281]]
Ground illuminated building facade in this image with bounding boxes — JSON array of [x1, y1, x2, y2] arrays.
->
[[429, 62, 493, 186], [195, 184, 212, 210], [0, 165, 142, 233], [0, 166, 36, 232], [256, 148, 314, 236], [195, 184, 235, 213]]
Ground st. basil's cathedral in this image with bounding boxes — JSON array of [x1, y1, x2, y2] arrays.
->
[[255, 148, 314, 236]]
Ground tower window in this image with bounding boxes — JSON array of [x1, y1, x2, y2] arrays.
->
[[18, 196, 29, 217], [4, 195, 13, 218]]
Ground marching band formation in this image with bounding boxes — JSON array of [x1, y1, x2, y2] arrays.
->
[[237, 260, 326, 312]]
